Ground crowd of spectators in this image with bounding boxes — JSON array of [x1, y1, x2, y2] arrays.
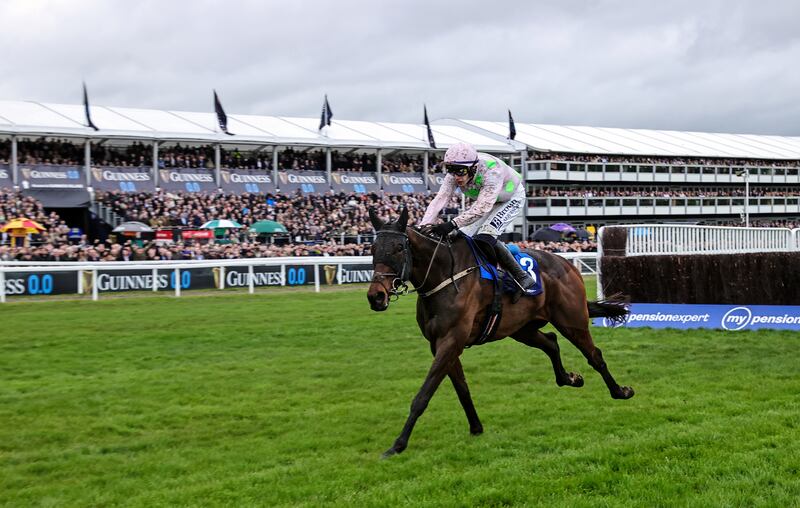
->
[[4, 138, 436, 173], [530, 185, 800, 198], [0, 189, 71, 244], [530, 151, 800, 168], [97, 190, 439, 241], [0, 239, 370, 262]]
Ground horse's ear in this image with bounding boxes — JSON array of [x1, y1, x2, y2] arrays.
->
[[368, 207, 384, 231], [398, 207, 409, 230]]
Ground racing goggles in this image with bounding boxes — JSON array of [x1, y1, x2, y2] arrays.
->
[[445, 163, 475, 176]]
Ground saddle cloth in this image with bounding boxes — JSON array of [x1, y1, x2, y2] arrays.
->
[[464, 238, 544, 297]]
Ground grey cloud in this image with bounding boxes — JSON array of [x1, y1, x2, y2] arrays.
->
[[0, 0, 798, 135]]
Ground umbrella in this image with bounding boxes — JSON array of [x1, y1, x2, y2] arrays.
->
[[113, 221, 154, 233], [550, 222, 576, 233], [531, 227, 562, 242], [0, 217, 46, 235], [200, 219, 243, 229], [249, 220, 288, 234]]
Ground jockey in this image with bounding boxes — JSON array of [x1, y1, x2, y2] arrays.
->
[[420, 142, 536, 295]]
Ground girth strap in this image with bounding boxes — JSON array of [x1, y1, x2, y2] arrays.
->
[[419, 266, 477, 298]]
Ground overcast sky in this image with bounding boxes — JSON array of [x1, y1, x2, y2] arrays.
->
[[1, 0, 798, 135]]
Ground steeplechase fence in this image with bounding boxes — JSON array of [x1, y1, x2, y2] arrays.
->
[[596, 225, 800, 331], [0, 252, 597, 302]]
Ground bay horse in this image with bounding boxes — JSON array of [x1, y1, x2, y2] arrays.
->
[[367, 208, 634, 458]]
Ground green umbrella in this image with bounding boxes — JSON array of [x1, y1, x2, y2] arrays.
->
[[250, 220, 288, 234]]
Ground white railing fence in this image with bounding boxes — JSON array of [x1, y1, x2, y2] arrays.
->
[[596, 225, 800, 299], [0, 252, 597, 302], [598, 225, 799, 257]]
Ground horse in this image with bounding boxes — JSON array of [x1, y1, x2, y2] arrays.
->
[[366, 207, 634, 458]]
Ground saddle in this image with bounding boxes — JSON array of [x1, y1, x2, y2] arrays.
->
[[461, 235, 543, 347]]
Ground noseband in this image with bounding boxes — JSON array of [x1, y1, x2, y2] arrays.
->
[[371, 228, 446, 301], [371, 230, 413, 300]]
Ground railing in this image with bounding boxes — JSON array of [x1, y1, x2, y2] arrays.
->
[[596, 225, 800, 299], [0, 252, 598, 302], [526, 195, 800, 218], [597, 225, 798, 257], [526, 161, 800, 184]]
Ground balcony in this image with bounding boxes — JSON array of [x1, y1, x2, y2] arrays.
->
[[525, 161, 800, 185], [526, 196, 800, 217]]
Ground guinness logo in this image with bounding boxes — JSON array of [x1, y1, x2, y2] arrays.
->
[[82, 270, 94, 293], [212, 267, 222, 288], [278, 172, 288, 184], [91, 167, 103, 182], [324, 265, 338, 285], [159, 170, 169, 183], [220, 171, 230, 184], [21, 167, 31, 180], [331, 173, 341, 184]]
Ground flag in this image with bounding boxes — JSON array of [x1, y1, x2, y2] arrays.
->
[[214, 90, 234, 135], [424, 104, 436, 149], [319, 94, 333, 131], [82, 82, 99, 131], [508, 109, 517, 140]]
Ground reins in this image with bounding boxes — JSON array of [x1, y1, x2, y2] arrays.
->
[[372, 228, 477, 301]]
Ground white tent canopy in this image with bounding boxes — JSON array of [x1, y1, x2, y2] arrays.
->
[[0, 100, 517, 153], [456, 119, 800, 160], [4, 98, 800, 159]]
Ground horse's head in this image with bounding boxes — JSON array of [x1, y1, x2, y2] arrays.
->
[[367, 207, 410, 311]]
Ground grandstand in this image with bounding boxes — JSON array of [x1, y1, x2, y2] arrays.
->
[[2, 99, 800, 253]]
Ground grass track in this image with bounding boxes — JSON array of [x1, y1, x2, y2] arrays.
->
[[1, 279, 799, 506]]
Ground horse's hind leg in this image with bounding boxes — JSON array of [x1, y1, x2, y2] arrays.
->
[[448, 357, 483, 435], [511, 323, 583, 388], [554, 324, 634, 399]]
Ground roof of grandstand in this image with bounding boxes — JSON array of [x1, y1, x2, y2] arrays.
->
[[455, 120, 800, 160], [2, 99, 800, 159], [0, 100, 519, 153]]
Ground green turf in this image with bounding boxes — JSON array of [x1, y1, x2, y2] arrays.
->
[[1, 278, 799, 507]]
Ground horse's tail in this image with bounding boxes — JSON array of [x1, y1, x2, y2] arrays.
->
[[587, 294, 630, 326]]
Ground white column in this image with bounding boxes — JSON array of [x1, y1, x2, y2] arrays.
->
[[423, 151, 429, 190], [152, 142, 159, 188], [0, 271, 6, 303], [152, 268, 158, 291], [11, 137, 17, 187], [273, 147, 280, 192], [92, 270, 98, 301], [248, 264, 254, 294], [174, 268, 181, 297], [215, 143, 221, 188], [314, 263, 320, 293], [84, 139, 92, 187], [745, 172, 750, 227], [326, 148, 332, 191]]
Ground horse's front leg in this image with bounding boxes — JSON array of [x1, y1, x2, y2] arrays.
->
[[382, 335, 460, 458], [448, 357, 483, 435]]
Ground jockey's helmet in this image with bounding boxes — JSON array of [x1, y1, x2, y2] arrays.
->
[[444, 142, 479, 177]]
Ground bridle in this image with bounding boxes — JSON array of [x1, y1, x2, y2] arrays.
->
[[371, 228, 444, 301]]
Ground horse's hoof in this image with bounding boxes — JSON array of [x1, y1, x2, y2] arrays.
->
[[568, 373, 584, 387], [557, 372, 583, 387], [381, 444, 404, 459], [612, 386, 635, 399], [470, 425, 484, 435]]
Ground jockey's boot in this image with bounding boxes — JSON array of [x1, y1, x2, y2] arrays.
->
[[493, 241, 536, 302]]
